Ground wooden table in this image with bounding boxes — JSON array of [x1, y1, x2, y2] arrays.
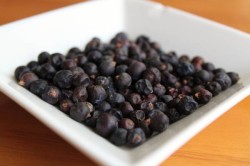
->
[[1, 0, 250, 165]]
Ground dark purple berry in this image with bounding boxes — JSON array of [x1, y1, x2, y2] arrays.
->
[[108, 92, 125, 106], [213, 72, 232, 90], [227, 72, 239, 85], [142, 67, 161, 84], [194, 69, 211, 84], [53, 70, 73, 89], [60, 99, 73, 114], [153, 83, 166, 96], [115, 72, 132, 89], [27, 61, 39, 71], [165, 108, 181, 124], [127, 128, 146, 147], [18, 72, 39, 88], [29, 79, 48, 96], [84, 110, 102, 127], [140, 101, 154, 111], [96, 113, 118, 138], [127, 60, 146, 80], [202, 62, 215, 72], [61, 89, 73, 99], [115, 65, 128, 75], [109, 128, 128, 146], [120, 118, 135, 130], [70, 102, 93, 122], [85, 37, 102, 53], [62, 59, 77, 69], [119, 101, 134, 116], [135, 79, 153, 95], [146, 94, 158, 103], [161, 95, 173, 103], [161, 71, 177, 87], [129, 110, 145, 123], [179, 55, 190, 63], [72, 73, 90, 88], [38, 52, 50, 64], [49, 53, 64, 70], [205, 81, 222, 96], [87, 85, 107, 104], [176, 62, 195, 77], [77, 55, 87, 67], [37, 63, 56, 80], [193, 87, 213, 104], [176, 96, 198, 115], [149, 109, 169, 132], [98, 101, 111, 112], [87, 50, 102, 64], [72, 85, 88, 103], [99, 60, 116, 76], [83, 62, 98, 77], [41, 86, 61, 105], [15, 66, 30, 81], [95, 76, 110, 89], [154, 102, 167, 113], [109, 108, 123, 120]]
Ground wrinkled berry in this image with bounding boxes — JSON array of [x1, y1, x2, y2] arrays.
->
[[88, 85, 107, 104], [18, 72, 39, 88], [54, 70, 73, 89], [70, 102, 93, 122], [96, 113, 118, 138], [214, 72, 232, 90], [177, 96, 198, 115], [127, 128, 146, 147], [72, 85, 88, 103], [135, 79, 153, 95], [41, 86, 61, 105], [29, 79, 48, 96], [60, 99, 73, 114]]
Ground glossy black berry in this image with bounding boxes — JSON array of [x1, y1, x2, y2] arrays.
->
[[109, 128, 128, 146], [96, 113, 118, 138], [41, 86, 61, 105], [70, 102, 93, 122], [177, 96, 198, 115], [29, 79, 48, 96], [127, 128, 146, 147], [53, 70, 73, 89]]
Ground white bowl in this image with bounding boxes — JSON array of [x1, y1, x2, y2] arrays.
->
[[0, 0, 250, 165]]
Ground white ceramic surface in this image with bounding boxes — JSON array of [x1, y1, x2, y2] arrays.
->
[[0, 0, 250, 166]]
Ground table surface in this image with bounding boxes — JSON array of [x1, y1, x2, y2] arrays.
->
[[1, 0, 250, 166]]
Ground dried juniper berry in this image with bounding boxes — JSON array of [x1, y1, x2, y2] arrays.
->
[[87, 50, 102, 64], [85, 37, 102, 53], [149, 109, 169, 132], [15, 66, 30, 81], [70, 102, 93, 122], [95, 76, 110, 89], [96, 113, 118, 138], [108, 92, 125, 106], [179, 55, 190, 63], [154, 102, 167, 113], [153, 83, 166, 96], [161, 71, 177, 87], [70, 66, 84, 75], [176, 62, 195, 77], [61, 89, 73, 99], [205, 81, 222, 96], [140, 101, 154, 111], [115, 64, 128, 75], [72, 73, 90, 88], [146, 94, 158, 103], [127, 128, 146, 147], [160, 51, 179, 66], [72, 85, 88, 103], [194, 69, 211, 84], [165, 108, 181, 124], [135, 79, 153, 95], [41, 86, 61, 105], [59, 99, 73, 114], [120, 118, 135, 130], [128, 43, 146, 61], [27, 61, 39, 71], [136, 119, 153, 138], [38, 52, 50, 64], [62, 59, 77, 69], [127, 60, 146, 80], [84, 110, 102, 127], [213, 72, 232, 90], [202, 62, 215, 72], [109, 108, 123, 120], [142, 67, 161, 85], [119, 101, 134, 116], [67, 47, 81, 55], [166, 87, 178, 98], [77, 55, 87, 67], [193, 87, 212, 104], [161, 95, 173, 104], [49, 53, 64, 70], [18, 72, 39, 88], [83, 62, 98, 77], [98, 101, 111, 112], [99, 60, 116, 76], [53, 70, 73, 89], [87, 85, 107, 105], [227, 72, 239, 85], [129, 110, 145, 123], [109, 128, 128, 146], [213, 68, 226, 74], [29, 79, 48, 96], [176, 96, 198, 115], [179, 85, 192, 95], [114, 72, 132, 89], [37, 63, 56, 80]]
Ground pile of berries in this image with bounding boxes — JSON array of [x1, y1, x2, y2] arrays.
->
[[15, 33, 239, 147]]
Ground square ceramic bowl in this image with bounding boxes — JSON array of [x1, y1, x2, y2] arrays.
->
[[0, 0, 250, 165]]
